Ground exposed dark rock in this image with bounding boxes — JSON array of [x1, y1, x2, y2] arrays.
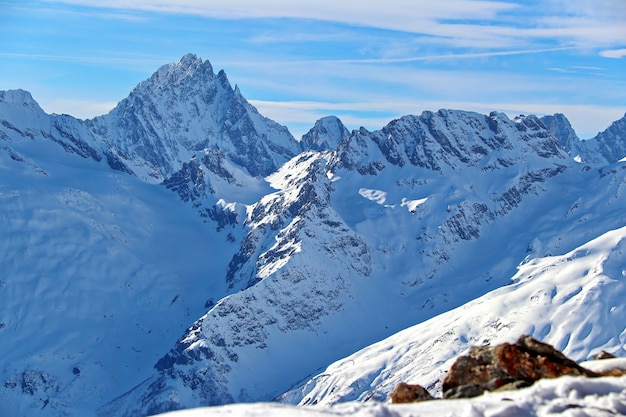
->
[[390, 335, 626, 404], [441, 335, 597, 398], [389, 382, 434, 403], [595, 351, 617, 360]]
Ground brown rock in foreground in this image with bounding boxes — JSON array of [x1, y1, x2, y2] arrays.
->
[[441, 335, 598, 399], [389, 382, 435, 404], [389, 335, 626, 404]]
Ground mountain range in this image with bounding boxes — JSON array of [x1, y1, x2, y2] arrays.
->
[[1, 54, 625, 417]]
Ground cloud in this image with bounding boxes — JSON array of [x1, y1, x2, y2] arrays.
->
[[42, 0, 517, 22], [37, 98, 118, 119], [600, 49, 626, 59], [0, 53, 168, 69], [41, 0, 626, 50], [315, 47, 579, 64]]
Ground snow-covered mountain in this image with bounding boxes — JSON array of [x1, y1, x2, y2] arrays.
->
[[542, 112, 626, 165], [280, 224, 626, 405], [1, 54, 625, 417], [87, 53, 301, 182], [300, 116, 349, 152]]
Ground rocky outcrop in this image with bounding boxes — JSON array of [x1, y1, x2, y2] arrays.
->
[[441, 335, 597, 399], [391, 336, 625, 404], [389, 382, 434, 403]]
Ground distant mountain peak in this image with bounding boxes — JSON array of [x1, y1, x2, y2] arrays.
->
[[88, 54, 300, 181], [0, 89, 43, 112], [142, 54, 215, 91], [540, 113, 580, 157], [301, 115, 349, 151]]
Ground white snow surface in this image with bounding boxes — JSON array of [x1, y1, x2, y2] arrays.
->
[[281, 225, 626, 405], [157, 375, 626, 417]]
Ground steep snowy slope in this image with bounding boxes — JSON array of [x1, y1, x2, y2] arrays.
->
[[281, 216, 626, 405], [0, 122, 240, 416]]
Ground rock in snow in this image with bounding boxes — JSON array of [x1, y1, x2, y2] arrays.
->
[[1, 54, 625, 417]]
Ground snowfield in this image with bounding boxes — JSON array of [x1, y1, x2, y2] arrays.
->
[[157, 374, 626, 417]]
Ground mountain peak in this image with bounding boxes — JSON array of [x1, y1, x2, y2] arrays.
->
[[87, 54, 299, 181], [0, 89, 44, 113], [142, 54, 215, 91], [179, 52, 203, 67], [587, 112, 626, 163], [301, 115, 349, 151], [540, 113, 579, 154]]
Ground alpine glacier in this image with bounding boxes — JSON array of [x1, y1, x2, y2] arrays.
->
[[0, 54, 625, 417]]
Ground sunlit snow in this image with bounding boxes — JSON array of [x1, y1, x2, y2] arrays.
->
[[400, 197, 428, 212], [358, 188, 388, 205]]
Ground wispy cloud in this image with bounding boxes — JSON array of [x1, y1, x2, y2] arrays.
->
[[0, 53, 167, 67], [41, 0, 518, 22], [313, 47, 579, 64], [600, 49, 626, 59], [41, 0, 626, 50], [7, 2, 148, 22], [37, 98, 118, 119]]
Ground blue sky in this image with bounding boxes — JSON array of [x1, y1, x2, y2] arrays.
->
[[1, 0, 625, 139]]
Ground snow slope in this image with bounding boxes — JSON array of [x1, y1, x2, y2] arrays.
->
[[281, 223, 626, 405], [0, 111, 241, 416], [157, 373, 626, 417]]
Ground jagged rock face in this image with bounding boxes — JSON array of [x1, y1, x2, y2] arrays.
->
[[331, 110, 566, 174], [104, 152, 373, 415], [324, 110, 572, 286], [584, 113, 626, 164], [540, 113, 581, 159], [301, 116, 349, 151], [88, 54, 301, 181], [544, 112, 626, 166], [103, 110, 593, 416]]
